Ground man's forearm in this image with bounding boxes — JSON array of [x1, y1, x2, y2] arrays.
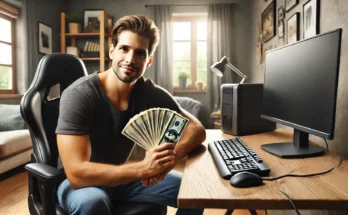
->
[[174, 120, 206, 161], [68, 161, 145, 189]]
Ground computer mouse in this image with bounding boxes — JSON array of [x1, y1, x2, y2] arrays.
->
[[230, 172, 263, 188]]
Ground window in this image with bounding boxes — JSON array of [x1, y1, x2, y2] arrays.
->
[[172, 15, 207, 92], [0, 2, 18, 94]]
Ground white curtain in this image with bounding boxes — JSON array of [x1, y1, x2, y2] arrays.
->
[[149, 5, 173, 93], [207, 4, 235, 112]]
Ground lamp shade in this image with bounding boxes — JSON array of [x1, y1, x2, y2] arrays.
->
[[210, 56, 228, 77]]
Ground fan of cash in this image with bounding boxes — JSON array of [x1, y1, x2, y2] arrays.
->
[[122, 108, 189, 150]]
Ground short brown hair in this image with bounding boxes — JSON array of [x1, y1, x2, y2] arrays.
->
[[112, 15, 160, 56]]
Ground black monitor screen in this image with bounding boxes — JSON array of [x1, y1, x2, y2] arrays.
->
[[262, 29, 342, 141]]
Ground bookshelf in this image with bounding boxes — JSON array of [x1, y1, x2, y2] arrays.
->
[[60, 11, 113, 71]]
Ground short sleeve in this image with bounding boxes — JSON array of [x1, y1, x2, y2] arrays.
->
[[152, 85, 181, 113], [56, 88, 95, 135]]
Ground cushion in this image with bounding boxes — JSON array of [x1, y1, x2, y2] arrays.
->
[[0, 104, 26, 132], [0, 130, 32, 159], [174, 96, 202, 118]]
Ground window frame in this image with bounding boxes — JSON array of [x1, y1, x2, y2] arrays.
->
[[172, 14, 207, 92], [0, 3, 17, 94]]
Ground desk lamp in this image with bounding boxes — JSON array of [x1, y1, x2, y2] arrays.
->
[[210, 56, 247, 83]]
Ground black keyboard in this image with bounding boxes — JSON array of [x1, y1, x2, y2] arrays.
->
[[208, 137, 270, 179]]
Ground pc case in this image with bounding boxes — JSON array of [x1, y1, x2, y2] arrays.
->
[[221, 83, 276, 136]]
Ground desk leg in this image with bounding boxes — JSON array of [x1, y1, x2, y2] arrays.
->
[[224, 210, 233, 215], [224, 209, 258, 215]]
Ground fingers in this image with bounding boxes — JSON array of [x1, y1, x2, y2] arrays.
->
[[153, 142, 174, 152], [157, 155, 175, 165]]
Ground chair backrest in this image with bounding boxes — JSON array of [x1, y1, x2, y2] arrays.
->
[[20, 53, 88, 167], [173, 96, 203, 119]]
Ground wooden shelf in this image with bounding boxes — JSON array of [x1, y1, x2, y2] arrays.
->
[[65, 33, 110, 38], [80, 58, 111, 61], [60, 11, 113, 71]]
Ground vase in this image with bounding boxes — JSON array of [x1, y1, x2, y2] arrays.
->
[[69, 23, 81, 34]]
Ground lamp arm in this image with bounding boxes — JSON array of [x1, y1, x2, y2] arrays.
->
[[226, 63, 247, 79]]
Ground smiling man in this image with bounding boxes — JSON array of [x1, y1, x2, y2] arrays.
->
[[56, 15, 206, 215]]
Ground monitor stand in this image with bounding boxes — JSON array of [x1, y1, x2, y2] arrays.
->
[[261, 129, 325, 158]]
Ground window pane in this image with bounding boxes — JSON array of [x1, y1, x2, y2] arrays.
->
[[173, 42, 191, 61], [197, 61, 207, 84], [173, 61, 191, 86], [173, 22, 190, 40], [197, 42, 207, 61], [0, 66, 12, 89], [0, 43, 12, 64], [0, 18, 11, 43], [197, 22, 207, 40]]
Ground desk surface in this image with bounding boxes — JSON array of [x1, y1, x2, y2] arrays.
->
[[178, 129, 348, 210]]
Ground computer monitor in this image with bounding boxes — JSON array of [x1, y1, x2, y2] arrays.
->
[[261, 29, 342, 158]]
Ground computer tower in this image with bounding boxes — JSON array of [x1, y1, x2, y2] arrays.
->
[[221, 83, 276, 136]]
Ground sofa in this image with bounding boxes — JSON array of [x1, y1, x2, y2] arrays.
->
[[0, 104, 32, 175]]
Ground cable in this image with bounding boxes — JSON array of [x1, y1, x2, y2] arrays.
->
[[278, 189, 301, 215], [263, 158, 343, 181], [264, 158, 343, 215], [322, 138, 329, 151]]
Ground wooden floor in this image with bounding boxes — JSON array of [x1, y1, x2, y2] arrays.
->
[[0, 168, 264, 215]]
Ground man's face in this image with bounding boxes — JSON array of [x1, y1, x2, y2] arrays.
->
[[109, 30, 153, 83]]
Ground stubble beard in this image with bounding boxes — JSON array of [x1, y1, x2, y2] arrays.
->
[[112, 66, 139, 84]]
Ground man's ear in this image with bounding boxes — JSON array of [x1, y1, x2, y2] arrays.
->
[[146, 56, 153, 68], [109, 44, 114, 59]]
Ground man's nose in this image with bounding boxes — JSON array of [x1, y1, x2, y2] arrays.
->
[[125, 52, 136, 64]]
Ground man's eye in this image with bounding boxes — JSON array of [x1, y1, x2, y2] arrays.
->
[[120, 47, 128, 51]]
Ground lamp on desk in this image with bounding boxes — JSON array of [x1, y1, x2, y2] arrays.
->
[[210, 56, 247, 84]]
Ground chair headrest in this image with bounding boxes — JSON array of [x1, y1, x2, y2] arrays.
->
[[29, 53, 88, 92]]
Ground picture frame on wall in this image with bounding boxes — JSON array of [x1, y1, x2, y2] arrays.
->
[[262, 1, 276, 43], [83, 9, 103, 32], [287, 13, 300, 44], [38, 22, 52, 55], [303, 0, 320, 39], [278, 6, 285, 39], [285, 0, 299, 12]]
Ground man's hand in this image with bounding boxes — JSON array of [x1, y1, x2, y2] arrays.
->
[[141, 159, 177, 187], [140, 143, 175, 179]]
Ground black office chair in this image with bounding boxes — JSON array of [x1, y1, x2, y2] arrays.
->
[[20, 53, 167, 215]]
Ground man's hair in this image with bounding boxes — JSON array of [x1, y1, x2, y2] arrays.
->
[[112, 15, 160, 56]]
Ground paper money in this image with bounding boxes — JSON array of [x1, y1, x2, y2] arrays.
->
[[122, 108, 189, 150]]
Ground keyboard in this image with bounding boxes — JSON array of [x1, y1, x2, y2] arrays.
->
[[208, 137, 270, 179]]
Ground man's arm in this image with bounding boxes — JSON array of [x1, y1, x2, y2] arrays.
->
[[57, 134, 175, 189], [172, 108, 206, 161]]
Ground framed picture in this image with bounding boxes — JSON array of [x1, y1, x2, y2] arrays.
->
[[83, 9, 103, 31], [278, 6, 285, 39], [285, 0, 298, 12], [38, 22, 52, 55], [303, 0, 320, 39], [287, 13, 300, 44], [262, 1, 276, 43]]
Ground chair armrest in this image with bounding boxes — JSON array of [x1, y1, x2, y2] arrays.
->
[[25, 163, 65, 183], [25, 163, 66, 215]]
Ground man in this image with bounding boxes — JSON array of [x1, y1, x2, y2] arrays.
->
[[56, 15, 206, 215]]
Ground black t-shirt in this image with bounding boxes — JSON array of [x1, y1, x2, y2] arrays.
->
[[56, 72, 180, 165]]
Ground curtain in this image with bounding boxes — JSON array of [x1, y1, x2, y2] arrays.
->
[[207, 4, 235, 112], [151, 5, 173, 93], [24, 0, 39, 90]]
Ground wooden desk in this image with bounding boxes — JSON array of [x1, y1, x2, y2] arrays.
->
[[178, 129, 348, 210]]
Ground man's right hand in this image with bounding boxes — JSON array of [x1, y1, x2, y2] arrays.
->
[[141, 143, 175, 178]]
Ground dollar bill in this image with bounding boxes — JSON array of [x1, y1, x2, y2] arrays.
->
[[158, 113, 189, 146]]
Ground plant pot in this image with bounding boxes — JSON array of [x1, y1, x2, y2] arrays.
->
[[69, 23, 81, 34], [179, 77, 187, 90]]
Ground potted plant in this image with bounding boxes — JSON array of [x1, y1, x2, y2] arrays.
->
[[68, 14, 82, 33], [178, 71, 189, 90]]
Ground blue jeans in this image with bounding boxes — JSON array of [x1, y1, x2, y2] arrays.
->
[[57, 170, 203, 215]]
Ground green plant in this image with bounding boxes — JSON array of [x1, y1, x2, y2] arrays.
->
[[178, 71, 189, 79], [68, 14, 81, 23]]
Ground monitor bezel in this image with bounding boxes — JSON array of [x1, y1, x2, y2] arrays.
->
[[261, 28, 342, 140]]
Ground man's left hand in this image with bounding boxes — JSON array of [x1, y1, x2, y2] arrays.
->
[[141, 159, 177, 187]]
